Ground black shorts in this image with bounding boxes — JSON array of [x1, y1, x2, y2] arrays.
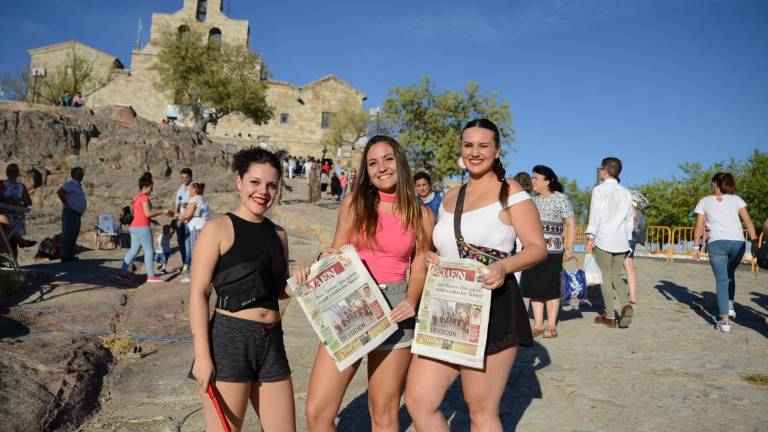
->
[[188, 312, 291, 383]]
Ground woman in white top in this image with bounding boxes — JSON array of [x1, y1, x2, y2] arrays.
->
[[178, 182, 211, 283], [693, 172, 757, 332], [405, 119, 546, 431]]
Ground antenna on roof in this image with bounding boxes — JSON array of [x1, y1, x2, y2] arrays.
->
[[134, 17, 143, 50]]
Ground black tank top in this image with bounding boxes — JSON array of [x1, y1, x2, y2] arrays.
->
[[214, 212, 287, 311]]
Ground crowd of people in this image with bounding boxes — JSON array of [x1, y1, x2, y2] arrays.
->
[[1, 116, 765, 430]]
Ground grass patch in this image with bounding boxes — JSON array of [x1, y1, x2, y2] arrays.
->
[[742, 373, 768, 386]]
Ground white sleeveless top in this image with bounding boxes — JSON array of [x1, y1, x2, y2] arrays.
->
[[433, 191, 531, 259]]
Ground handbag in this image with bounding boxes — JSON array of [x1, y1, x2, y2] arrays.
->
[[583, 253, 603, 286], [560, 256, 588, 309], [756, 239, 768, 270], [453, 184, 509, 265]]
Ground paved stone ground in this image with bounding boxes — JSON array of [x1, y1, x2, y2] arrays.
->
[[3, 179, 767, 431]]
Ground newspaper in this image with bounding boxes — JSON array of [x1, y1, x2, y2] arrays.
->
[[412, 258, 491, 369], [288, 245, 398, 371]]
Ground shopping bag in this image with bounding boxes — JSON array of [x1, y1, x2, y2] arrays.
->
[[560, 257, 588, 308], [583, 253, 603, 286]]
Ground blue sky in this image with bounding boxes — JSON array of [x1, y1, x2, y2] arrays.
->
[[1, 0, 766, 189]]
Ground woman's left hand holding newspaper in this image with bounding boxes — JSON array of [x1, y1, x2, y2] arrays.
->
[[389, 298, 416, 323]]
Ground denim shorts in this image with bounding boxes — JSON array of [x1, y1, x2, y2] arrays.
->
[[187, 312, 291, 383], [375, 281, 414, 350]]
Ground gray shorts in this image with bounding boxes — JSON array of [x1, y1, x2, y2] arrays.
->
[[188, 312, 291, 383], [375, 281, 414, 351]]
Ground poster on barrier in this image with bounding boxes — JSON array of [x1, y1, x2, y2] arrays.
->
[[412, 258, 491, 369], [287, 245, 398, 371]]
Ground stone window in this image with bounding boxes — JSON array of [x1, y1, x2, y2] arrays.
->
[[196, 0, 208, 21], [178, 25, 190, 39], [280, 113, 289, 124], [209, 28, 222, 45], [321, 112, 333, 129]]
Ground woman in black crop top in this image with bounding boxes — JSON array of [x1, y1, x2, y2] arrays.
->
[[188, 147, 296, 431]]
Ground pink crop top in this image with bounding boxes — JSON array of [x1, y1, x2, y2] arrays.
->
[[354, 194, 414, 283]]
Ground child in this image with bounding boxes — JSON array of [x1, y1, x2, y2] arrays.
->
[[154, 225, 172, 274]]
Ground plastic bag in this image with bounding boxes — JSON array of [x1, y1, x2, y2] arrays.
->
[[560, 257, 588, 308], [583, 253, 603, 286]]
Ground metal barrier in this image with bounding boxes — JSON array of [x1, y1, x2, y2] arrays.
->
[[670, 226, 697, 261], [646, 226, 673, 262]]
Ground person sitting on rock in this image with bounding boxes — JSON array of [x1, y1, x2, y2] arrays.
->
[[0, 163, 36, 254], [72, 92, 86, 108]]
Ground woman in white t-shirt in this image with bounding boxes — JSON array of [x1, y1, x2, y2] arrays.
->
[[693, 172, 757, 333], [177, 182, 211, 283]]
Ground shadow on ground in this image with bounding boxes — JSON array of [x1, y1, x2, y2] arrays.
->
[[655, 280, 767, 338], [335, 343, 549, 431]]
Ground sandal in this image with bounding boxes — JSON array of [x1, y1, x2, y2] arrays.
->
[[543, 328, 558, 338], [532, 327, 545, 338]]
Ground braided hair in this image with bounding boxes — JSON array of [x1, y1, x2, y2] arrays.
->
[[461, 119, 509, 206]]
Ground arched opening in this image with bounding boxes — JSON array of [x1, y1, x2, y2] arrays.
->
[[112, 59, 124, 70], [208, 28, 222, 45], [196, 0, 208, 21], [177, 25, 190, 39]]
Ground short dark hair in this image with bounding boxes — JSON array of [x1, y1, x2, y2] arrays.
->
[[414, 172, 432, 185], [6, 163, 20, 175], [71, 166, 84, 177], [232, 146, 282, 178], [180, 167, 193, 177], [532, 165, 564, 193], [601, 157, 622, 180], [138, 172, 153, 189], [711, 172, 736, 194]]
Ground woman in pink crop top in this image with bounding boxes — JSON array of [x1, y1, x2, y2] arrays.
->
[[292, 135, 434, 431]]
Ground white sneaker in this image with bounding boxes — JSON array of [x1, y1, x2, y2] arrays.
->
[[181, 264, 189, 273], [181, 275, 191, 283], [728, 303, 736, 318], [717, 320, 732, 332]]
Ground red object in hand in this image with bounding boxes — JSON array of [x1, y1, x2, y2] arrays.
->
[[207, 383, 232, 432]]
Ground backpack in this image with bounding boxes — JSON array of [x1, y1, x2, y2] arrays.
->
[[757, 240, 768, 270], [119, 205, 133, 226], [632, 210, 648, 245]]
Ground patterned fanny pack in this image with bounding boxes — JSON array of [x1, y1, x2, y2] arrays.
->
[[454, 184, 512, 265]]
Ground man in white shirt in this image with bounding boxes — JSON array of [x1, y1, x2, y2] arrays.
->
[[586, 157, 634, 328], [57, 167, 87, 262], [174, 168, 193, 272]]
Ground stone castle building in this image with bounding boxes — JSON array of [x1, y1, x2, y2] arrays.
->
[[27, 0, 366, 157]]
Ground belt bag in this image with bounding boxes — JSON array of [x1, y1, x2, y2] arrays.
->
[[453, 184, 509, 265], [211, 260, 269, 312]]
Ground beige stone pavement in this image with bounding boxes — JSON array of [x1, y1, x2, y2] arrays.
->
[[6, 179, 768, 431]]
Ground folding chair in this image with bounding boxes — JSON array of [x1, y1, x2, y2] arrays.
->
[[95, 214, 119, 250]]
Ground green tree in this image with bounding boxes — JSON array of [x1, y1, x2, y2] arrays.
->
[[320, 97, 368, 160], [560, 177, 591, 224], [736, 150, 768, 228], [637, 151, 766, 228], [151, 24, 273, 132], [28, 48, 107, 104], [382, 76, 512, 182]]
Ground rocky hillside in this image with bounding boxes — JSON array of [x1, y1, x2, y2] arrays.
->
[[0, 102, 237, 264]]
